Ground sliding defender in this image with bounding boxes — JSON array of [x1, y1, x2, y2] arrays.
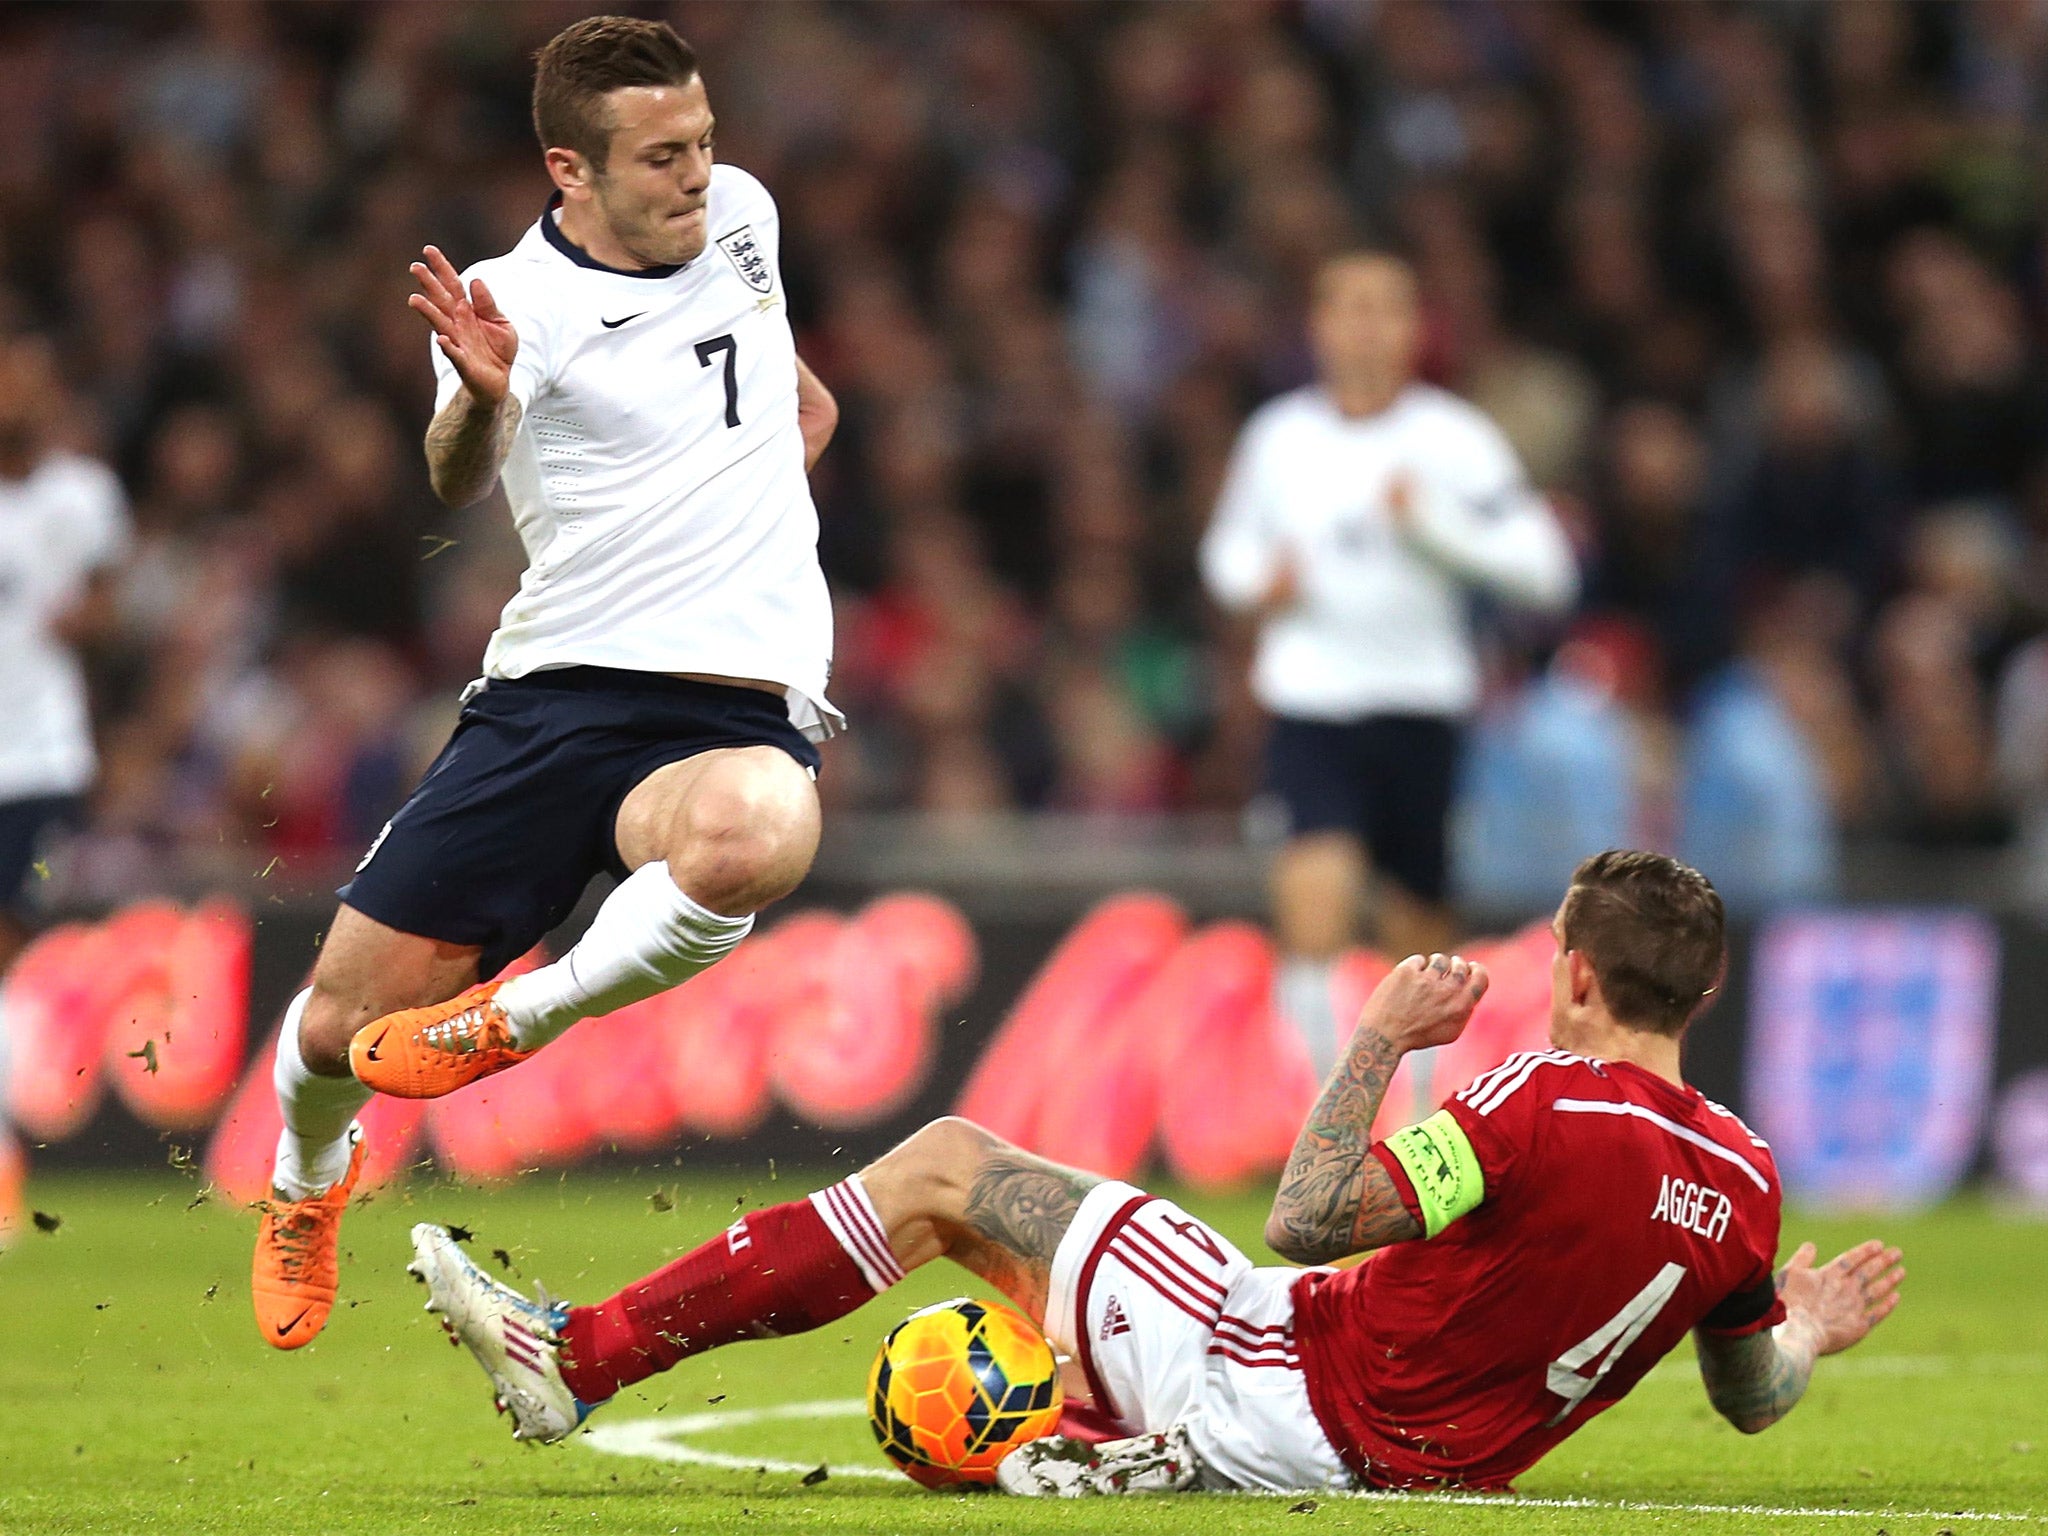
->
[[413, 852, 1902, 1492]]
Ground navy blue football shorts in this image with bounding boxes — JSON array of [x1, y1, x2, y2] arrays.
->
[[1261, 713, 1462, 904], [338, 668, 822, 980]]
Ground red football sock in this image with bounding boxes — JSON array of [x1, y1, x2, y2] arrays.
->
[[558, 1176, 905, 1403]]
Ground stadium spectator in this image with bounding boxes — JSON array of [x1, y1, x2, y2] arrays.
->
[[1200, 251, 1576, 1078], [1711, 334, 1899, 621], [1679, 661, 1840, 907], [1997, 633, 2048, 909], [1580, 399, 1722, 703], [1871, 505, 2023, 844], [1886, 233, 2048, 506], [1453, 646, 1640, 913]]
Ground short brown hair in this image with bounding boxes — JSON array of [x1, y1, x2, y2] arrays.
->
[[532, 16, 700, 170], [1314, 248, 1417, 299], [1559, 850, 1726, 1036]]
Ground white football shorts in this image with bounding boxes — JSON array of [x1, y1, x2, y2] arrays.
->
[[1043, 1180, 1353, 1492]]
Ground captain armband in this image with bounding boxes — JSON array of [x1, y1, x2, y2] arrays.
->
[[1382, 1110, 1486, 1238]]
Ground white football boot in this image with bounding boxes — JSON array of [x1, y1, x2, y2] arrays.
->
[[995, 1424, 1205, 1496], [407, 1222, 595, 1443]]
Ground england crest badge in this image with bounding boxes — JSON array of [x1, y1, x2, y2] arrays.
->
[[718, 225, 773, 294], [1747, 908, 1999, 1207]]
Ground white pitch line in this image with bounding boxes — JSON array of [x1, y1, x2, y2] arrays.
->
[[580, 1398, 899, 1480], [580, 1395, 2045, 1521]]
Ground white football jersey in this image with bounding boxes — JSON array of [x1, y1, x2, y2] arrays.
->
[[0, 451, 130, 800], [436, 164, 840, 739], [1200, 384, 1576, 720]]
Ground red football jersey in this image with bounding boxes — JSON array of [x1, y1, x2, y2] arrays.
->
[[1293, 1050, 1786, 1489]]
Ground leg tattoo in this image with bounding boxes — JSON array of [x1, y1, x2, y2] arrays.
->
[[951, 1154, 1102, 1319], [966, 1155, 1100, 1259]]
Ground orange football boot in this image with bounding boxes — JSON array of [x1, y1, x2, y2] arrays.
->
[[252, 1128, 365, 1349], [348, 980, 533, 1099]]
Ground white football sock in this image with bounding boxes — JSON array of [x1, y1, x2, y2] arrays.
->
[[809, 1174, 908, 1294], [1277, 956, 1342, 1082], [271, 988, 371, 1201], [496, 861, 753, 1051]]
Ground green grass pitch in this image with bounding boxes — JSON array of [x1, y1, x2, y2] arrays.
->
[[1, 1168, 2039, 1534]]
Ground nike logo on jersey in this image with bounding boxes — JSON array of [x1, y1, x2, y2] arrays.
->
[[601, 313, 645, 329]]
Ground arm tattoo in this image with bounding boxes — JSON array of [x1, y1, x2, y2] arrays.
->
[[423, 391, 521, 508], [1268, 1027, 1422, 1264], [1695, 1326, 1815, 1433]]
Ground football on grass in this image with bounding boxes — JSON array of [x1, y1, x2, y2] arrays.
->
[[868, 1297, 1063, 1488]]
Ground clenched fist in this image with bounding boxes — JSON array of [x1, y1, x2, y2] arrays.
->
[[1357, 951, 1490, 1054]]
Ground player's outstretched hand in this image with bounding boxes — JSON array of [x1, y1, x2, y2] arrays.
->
[[1358, 951, 1490, 1054], [408, 245, 517, 406], [1778, 1239, 1904, 1357]]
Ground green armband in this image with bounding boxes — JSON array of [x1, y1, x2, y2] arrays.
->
[[1383, 1109, 1485, 1238]]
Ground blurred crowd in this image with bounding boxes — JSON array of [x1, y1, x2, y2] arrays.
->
[[7, 0, 2048, 903]]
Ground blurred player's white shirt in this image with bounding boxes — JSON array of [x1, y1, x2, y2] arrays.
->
[[1200, 384, 1576, 720], [0, 452, 129, 801], [436, 163, 840, 739]]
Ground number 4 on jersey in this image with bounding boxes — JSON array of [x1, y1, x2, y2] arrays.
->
[[1544, 1262, 1686, 1426], [1163, 1216, 1226, 1265]]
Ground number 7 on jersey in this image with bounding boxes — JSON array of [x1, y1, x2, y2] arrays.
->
[[696, 334, 740, 427]]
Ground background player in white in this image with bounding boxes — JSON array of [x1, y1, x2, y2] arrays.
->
[[253, 17, 841, 1348], [1201, 251, 1577, 1082], [0, 333, 130, 1243]]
